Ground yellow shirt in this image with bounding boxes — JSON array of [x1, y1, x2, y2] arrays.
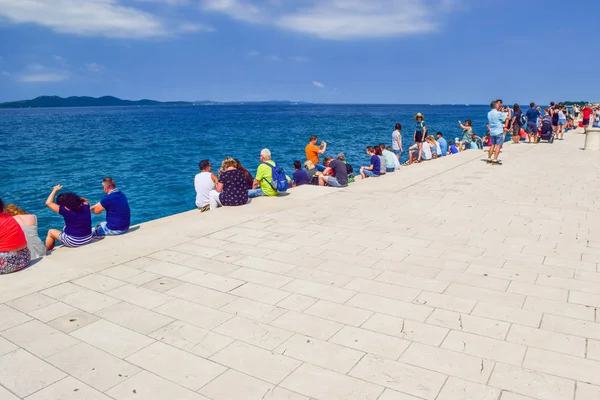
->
[[305, 143, 320, 164], [255, 160, 277, 197]]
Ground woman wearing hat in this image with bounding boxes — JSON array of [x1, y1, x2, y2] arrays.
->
[[413, 113, 427, 163]]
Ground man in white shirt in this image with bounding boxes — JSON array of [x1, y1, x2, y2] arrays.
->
[[194, 160, 218, 211]]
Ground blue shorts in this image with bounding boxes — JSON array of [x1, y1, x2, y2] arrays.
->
[[326, 176, 347, 187], [489, 135, 503, 145], [363, 169, 378, 178], [558, 119, 566, 125], [93, 221, 128, 237], [385, 167, 395, 173], [526, 122, 538, 134], [248, 188, 267, 198]]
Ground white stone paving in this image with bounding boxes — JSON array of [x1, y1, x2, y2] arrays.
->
[[2, 127, 600, 399]]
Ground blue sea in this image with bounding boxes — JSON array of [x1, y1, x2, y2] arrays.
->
[[2, 104, 490, 235]]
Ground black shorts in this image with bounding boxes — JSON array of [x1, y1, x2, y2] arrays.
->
[[415, 132, 424, 143], [512, 124, 521, 135]]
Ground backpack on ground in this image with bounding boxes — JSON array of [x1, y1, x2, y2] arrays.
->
[[262, 162, 288, 193]]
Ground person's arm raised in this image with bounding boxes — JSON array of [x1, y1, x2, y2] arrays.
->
[[45, 185, 62, 213]]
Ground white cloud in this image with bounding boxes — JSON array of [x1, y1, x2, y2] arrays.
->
[[18, 63, 70, 82], [177, 22, 214, 32], [312, 81, 325, 88], [0, 0, 211, 39], [84, 62, 105, 73], [288, 56, 308, 62], [19, 72, 70, 82], [266, 55, 281, 61], [201, 0, 457, 39], [0, 70, 11, 77], [247, 51, 260, 56]]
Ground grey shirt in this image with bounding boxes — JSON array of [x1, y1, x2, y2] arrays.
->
[[328, 159, 348, 186]]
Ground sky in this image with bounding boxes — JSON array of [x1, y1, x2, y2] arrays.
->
[[0, 0, 598, 104]]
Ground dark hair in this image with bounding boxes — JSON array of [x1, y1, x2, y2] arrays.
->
[[323, 156, 333, 166], [293, 160, 301, 169], [234, 159, 253, 183], [513, 104, 522, 114], [395, 123, 402, 130], [309, 135, 318, 142], [0, 198, 3, 211], [496, 99, 502, 103], [465, 120, 472, 126], [373, 146, 382, 156], [56, 192, 84, 213], [366, 146, 374, 153], [379, 143, 385, 150], [199, 159, 211, 171], [530, 102, 535, 108], [550, 102, 555, 106], [436, 131, 443, 137], [490, 101, 497, 109]]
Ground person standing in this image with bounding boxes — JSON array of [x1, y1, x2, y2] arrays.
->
[[391, 123, 403, 158], [90, 178, 131, 236], [194, 160, 218, 212], [582, 104, 593, 127], [413, 113, 427, 163], [305, 136, 327, 171], [486, 100, 508, 164], [525, 103, 541, 143], [511, 104, 523, 144], [573, 104, 580, 121], [557, 106, 567, 140]]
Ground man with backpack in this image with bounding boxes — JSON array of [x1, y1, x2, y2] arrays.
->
[[248, 148, 288, 198]]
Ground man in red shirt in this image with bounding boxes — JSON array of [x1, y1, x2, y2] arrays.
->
[[582, 104, 593, 127]]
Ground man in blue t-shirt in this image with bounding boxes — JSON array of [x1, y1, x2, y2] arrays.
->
[[91, 177, 131, 236], [525, 103, 541, 143], [359, 146, 381, 179], [436, 132, 448, 156], [487, 100, 508, 164]]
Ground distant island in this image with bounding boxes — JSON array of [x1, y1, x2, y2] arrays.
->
[[0, 96, 311, 108]]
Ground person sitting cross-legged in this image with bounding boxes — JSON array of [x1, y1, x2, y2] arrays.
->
[[90, 177, 131, 236]]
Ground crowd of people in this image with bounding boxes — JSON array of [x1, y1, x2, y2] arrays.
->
[[0, 178, 131, 274], [2, 101, 597, 275]]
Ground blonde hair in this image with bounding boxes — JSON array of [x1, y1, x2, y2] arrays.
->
[[425, 135, 436, 144], [304, 160, 315, 170], [4, 204, 27, 216], [220, 157, 237, 171]]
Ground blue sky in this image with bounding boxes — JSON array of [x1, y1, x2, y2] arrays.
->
[[0, 0, 598, 104]]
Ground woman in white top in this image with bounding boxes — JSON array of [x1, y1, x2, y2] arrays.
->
[[557, 106, 567, 140], [194, 159, 218, 212], [426, 136, 441, 158], [3, 204, 46, 260]]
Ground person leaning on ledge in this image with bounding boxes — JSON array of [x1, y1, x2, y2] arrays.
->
[[90, 177, 131, 236]]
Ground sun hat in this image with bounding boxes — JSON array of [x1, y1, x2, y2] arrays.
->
[[414, 113, 424, 120]]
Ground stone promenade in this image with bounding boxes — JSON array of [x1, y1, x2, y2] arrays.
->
[[1, 128, 600, 400]]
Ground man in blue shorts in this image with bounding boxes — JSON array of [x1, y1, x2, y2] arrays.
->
[[486, 100, 508, 164], [91, 177, 131, 236]]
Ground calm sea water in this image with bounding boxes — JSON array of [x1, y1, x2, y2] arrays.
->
[[1, 104, 490, 234]]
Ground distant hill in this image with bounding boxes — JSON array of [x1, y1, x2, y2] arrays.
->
[[0, 96, 191, 108], [0, 96, 311, 108]]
